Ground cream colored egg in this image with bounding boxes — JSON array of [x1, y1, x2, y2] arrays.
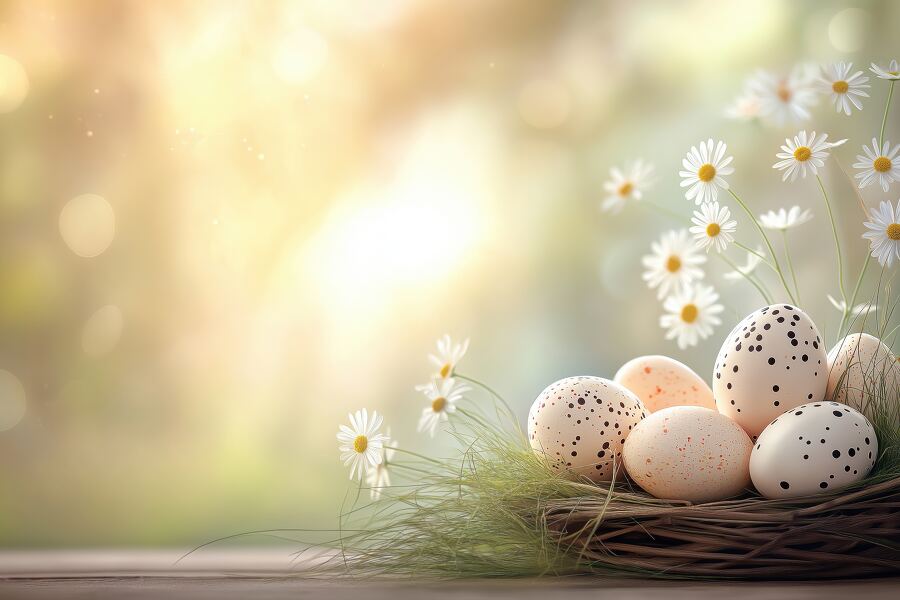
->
[[827, 333, 900, 420], [750, 401, 877, 499], [622, 406, 752, 503], [714, 304, 827, 438], [528, 376, 647, 482], [615, 355, 715, 413]]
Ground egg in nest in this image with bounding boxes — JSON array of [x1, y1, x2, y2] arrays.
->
[[713, 304, 827, 438], [528, 376, 647, 482]]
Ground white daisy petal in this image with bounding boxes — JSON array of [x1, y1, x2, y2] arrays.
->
[[854, 139, 900, 192], [862, 200, 900, 267], [642, 229, 707, 299], [600, 159, 655, 214]]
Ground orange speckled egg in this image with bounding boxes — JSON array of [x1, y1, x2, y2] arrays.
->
[[622, 406, 752, 503], [614, 355, 715, 413]]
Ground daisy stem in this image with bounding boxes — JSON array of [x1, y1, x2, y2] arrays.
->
[[390, 447, 443, 465], [717, 252, 771, 303], [727, 188, 796, 304], [733, 240, 778, 273], [815, 173, 847, 313], [839, 254, 871, 336], [780, 231, 801, 306], [881, 80, 895, 148], [643, 200, 688, 223]]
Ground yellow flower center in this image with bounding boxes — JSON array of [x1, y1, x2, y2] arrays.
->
[[618, 181, 634, 197], [353, 435, 368, 454], [706, 223, 721, 237], [697, 163, 716, 182], [776, 81, 792, 102], [793, 146, 811, 162], [432, 397, 446, 412], [874, 156, 893, 173], [665, 255, 681, 273], [439, 363, 451, 378], [887, 223, 900, 241], [832, 80, 849, 94], [681, 303, 699, 324]]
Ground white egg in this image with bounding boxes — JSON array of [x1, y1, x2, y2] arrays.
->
[[827, 333, 900, 420], [713, 304, 827, 438], [750, 401, 877, 499], [528, 376, 647, 482], [614, 355, 715, 413], [623, 406, 752, 503]]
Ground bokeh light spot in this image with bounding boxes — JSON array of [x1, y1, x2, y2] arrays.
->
[[517, 79, 571, 129], [59, 194, 116, 258], [0, 54, 29, 113], [0, 369, 26, 431], [272, 28, 329, 85], [81, 305, 124, 357], [828, 8, 868, 52]]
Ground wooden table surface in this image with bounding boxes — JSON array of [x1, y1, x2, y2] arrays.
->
[[1, 549, 898, 599]]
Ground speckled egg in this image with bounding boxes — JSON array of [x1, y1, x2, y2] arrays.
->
[[528, 376, 647, 482], [615, 355, 716, 413], [714, 304, 827, 438], [622, 406, 753, 503], [750, 402, 878, 498], [827, 333, 900, 420]]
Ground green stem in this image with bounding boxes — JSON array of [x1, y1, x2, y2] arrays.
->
[[840, 255, 871, 337], [881, 80, 895, 148], [716, 252, 771, 304], [643, 200, 689, 223], [780, 231, 801, 306], [391, 447, 443, 465], [733, 240, 778, 274], [727, 188, 796, 304], [815, 174, 847, 317]]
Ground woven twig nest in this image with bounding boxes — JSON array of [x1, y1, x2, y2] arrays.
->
[[545, 476, 900, 579]]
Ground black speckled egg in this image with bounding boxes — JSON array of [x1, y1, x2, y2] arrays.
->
[[713, 304, 827, 438], [750, 401, 877, 498], [528, 376, 647, 482]]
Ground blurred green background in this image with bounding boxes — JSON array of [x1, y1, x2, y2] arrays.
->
[[1, 0, 899, 547]]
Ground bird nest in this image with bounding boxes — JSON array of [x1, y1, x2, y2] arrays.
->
[[545, 475, 900, 579]]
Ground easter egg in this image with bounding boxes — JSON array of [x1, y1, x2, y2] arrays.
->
[[750, 402, 877, 499], [827, 333, 900, 420], [528, 376, 647, 482], [614, 355, 716, 413], [622, 406, 753, 503], [713, 304, 827, 438]]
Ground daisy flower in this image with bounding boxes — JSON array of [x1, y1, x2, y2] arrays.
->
[[827, 294, 877, 318], [337, 409, 389, 481], [428, 334, 469, 379], [417, 377, 470, 437], [689, 201, 737, 253], [723, 248, 764, 281], [862, 199, 900, 267], [759, 206, 813, 231], [870, 60, 900, 81], [679, 139, 734, 205], [820, 62, 869, 115], [853, 138, 900, 192], [724, 91, 763, 121], [366, 432, 397, 500], [659, 283, 723, 350], [601, 159, 655, 214], [747, 66, 818, 126], [641, 229, 707, 299], [772, 131, 846, 182]]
